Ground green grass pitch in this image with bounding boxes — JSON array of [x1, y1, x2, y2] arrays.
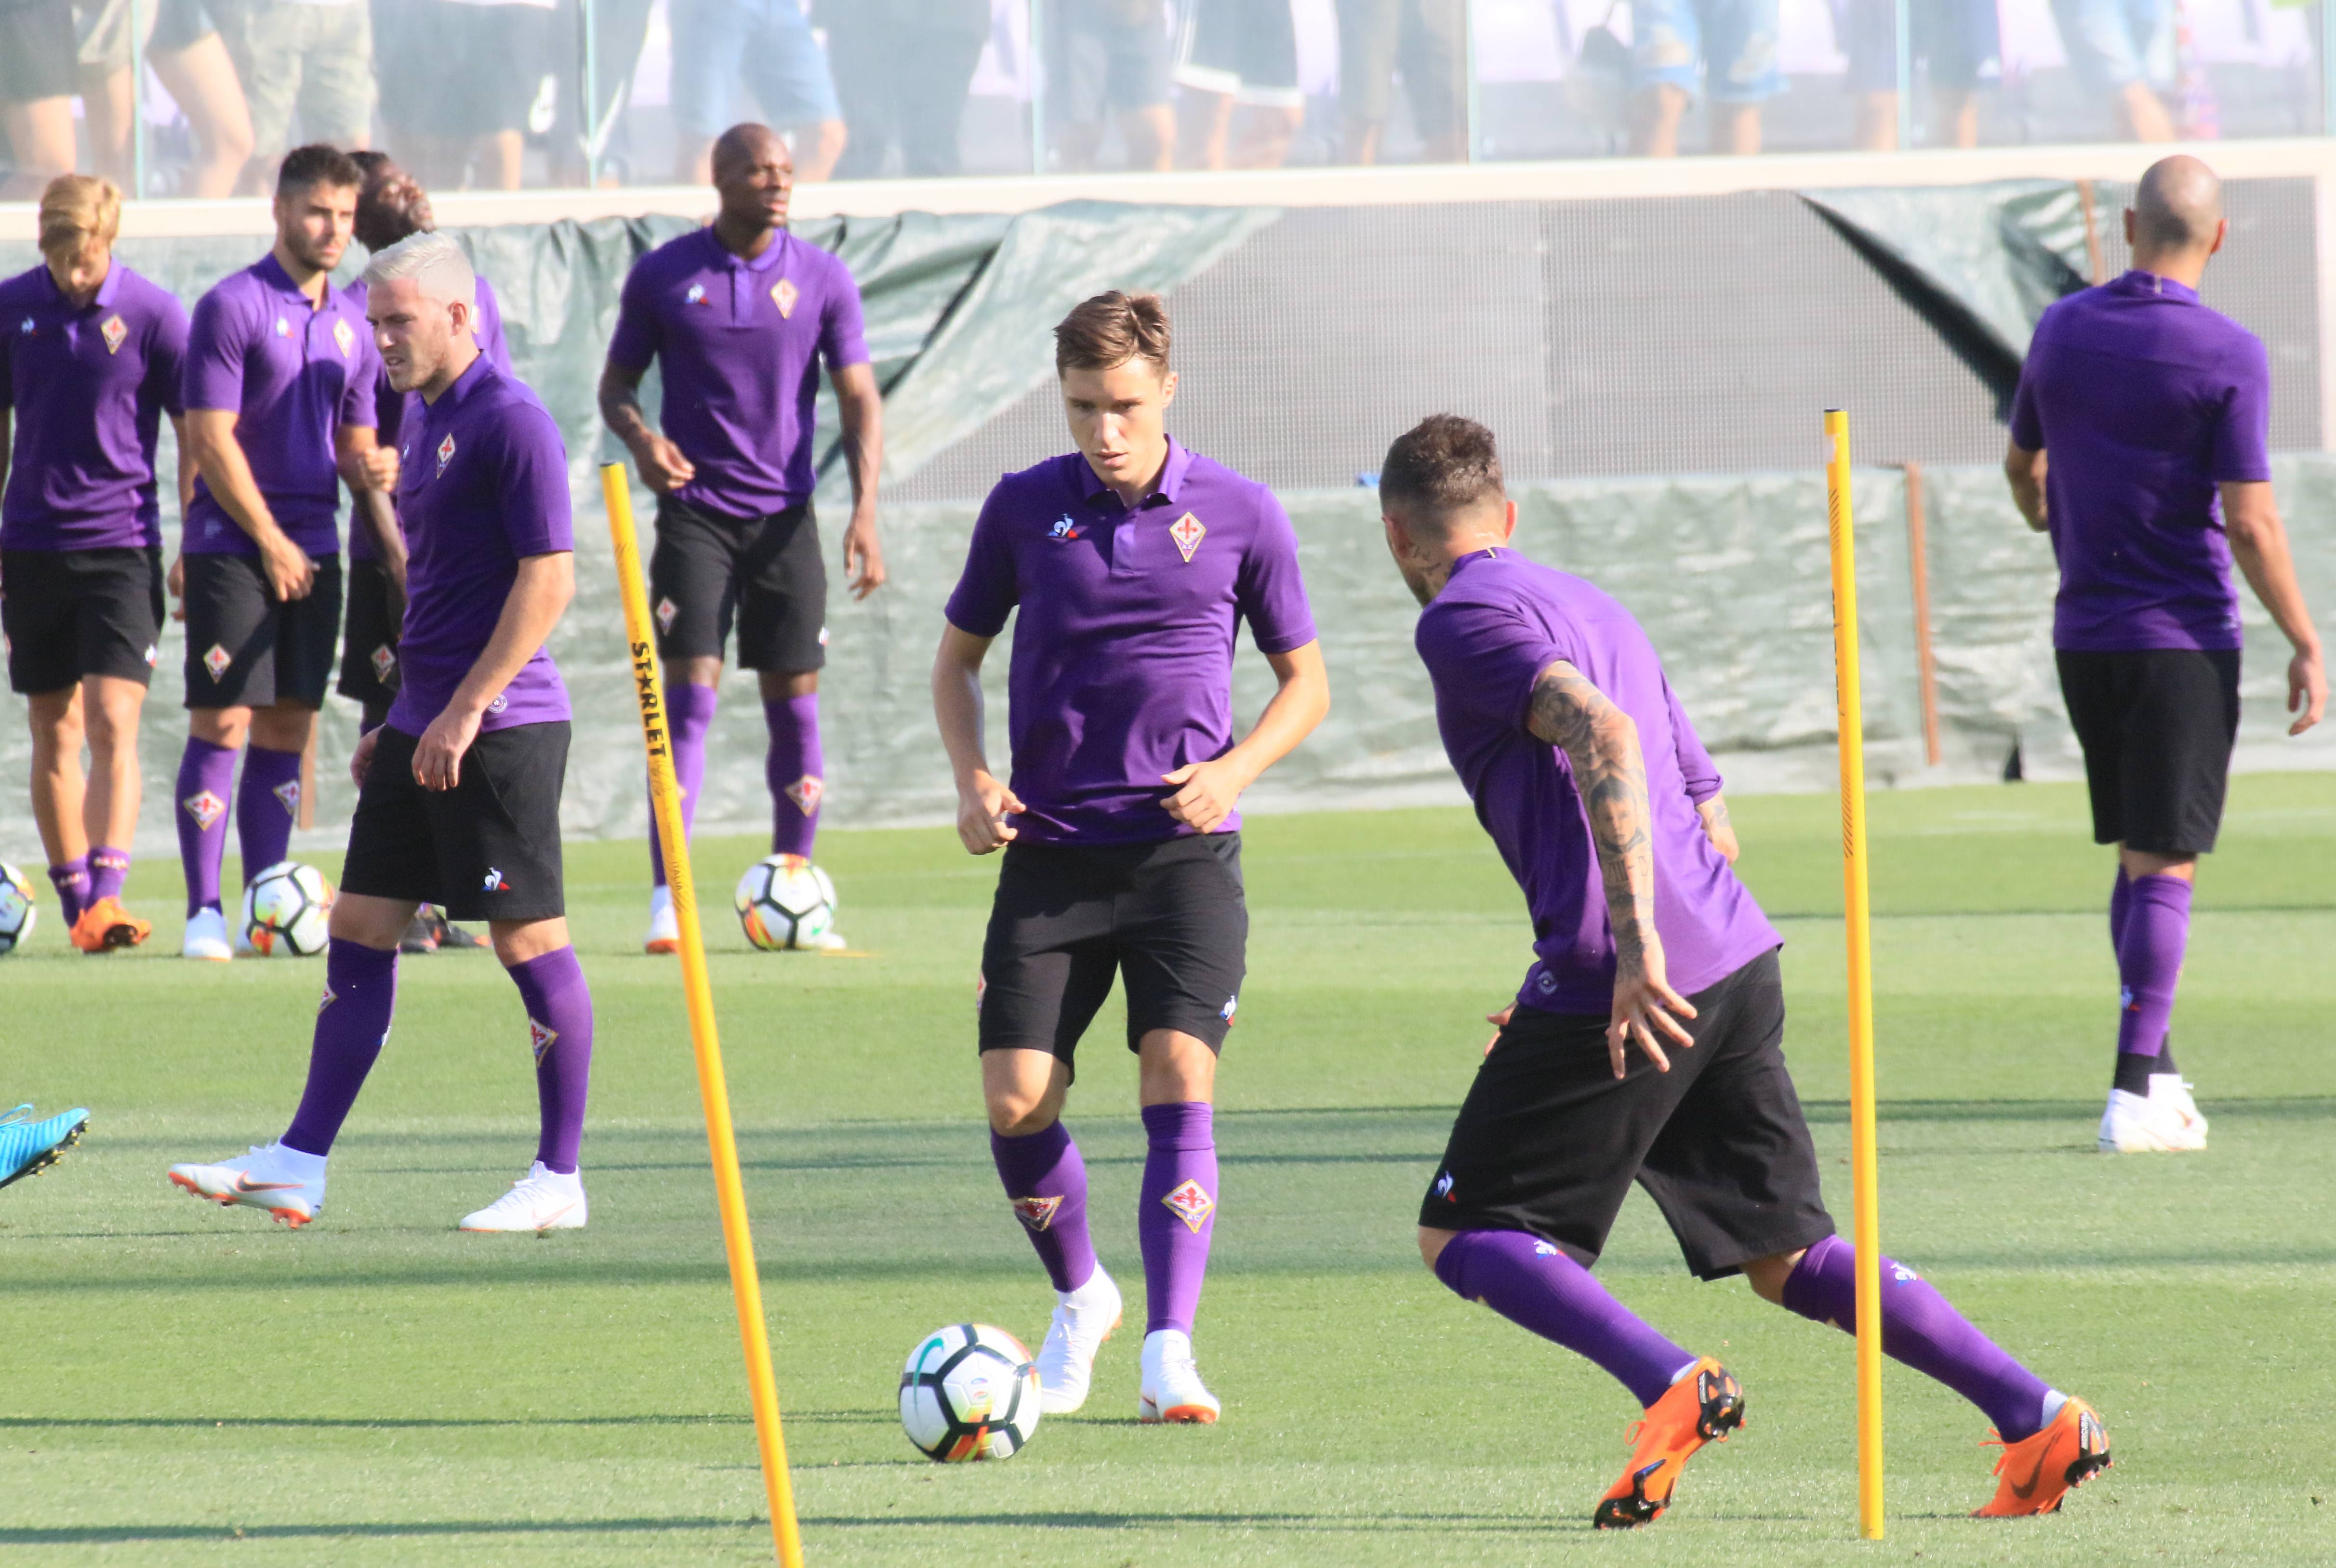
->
[[2, 774, 2333, 1566]]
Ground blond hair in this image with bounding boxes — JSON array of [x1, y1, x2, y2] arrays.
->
[[39, 174, 123, 257]]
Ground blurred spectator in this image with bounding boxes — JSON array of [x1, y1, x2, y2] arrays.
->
[[546, 0, 656, 186], [1836, 0, 1998, 149], [1049, 0, 1174, 172], [378, 0, 555, 190], [818, 0, 988, 180], [210, 0, 375, 188], [147, 0, 259, 197], [1630, 0, 1780, 154], [1175, 0, 1304, 169], [1334, 0, 1465, 164], [72, 0, 138, 185], [2048, 0, 2176, 140], [0, 0, 79, 198], [668, 0, 847, 184]]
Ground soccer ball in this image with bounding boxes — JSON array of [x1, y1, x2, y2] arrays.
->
[[733, 854, 836, 951], [899, 1323, 1041, 1463], [241, 861, 334, 957], [0, 864, 37, 955]]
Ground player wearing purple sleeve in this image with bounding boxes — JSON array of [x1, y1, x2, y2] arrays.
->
[[170, 145, 396, 964], [932, 293, 1329, 1426], [1381, 416, 2109, 1529], [2004, 157, 2325, 1155], [599, 122, 887, 955], [0, 176, 188, 954], [171, 233, 596, 1236]]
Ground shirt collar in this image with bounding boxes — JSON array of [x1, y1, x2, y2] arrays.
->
[[1444, 545, 1509, 582], [707, 225, 788, 274], [2113, 268, 2201, 305], [255, 251, 306, 300], [1075, 437, 1192, 507], [429, 348, 495, 413], [40, 260, 123, 313]]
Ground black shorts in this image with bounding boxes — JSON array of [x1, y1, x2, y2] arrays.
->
[[340, 720, 570, 922], [336, 556, 402, 708], [1052, 0, 1173, 119], [0, 0, 75, 104], [378, 0, 549, 136], [649, 496, 827, 672], [182, 551, 343, 710], [978, 834, 1248, 1073], [1420, 949, 1834, 1282], [1174, 0, 1302, 104], [1, 545, 164, 694], [149, 0, 219, 54], [2057, 648, 2241, 856]]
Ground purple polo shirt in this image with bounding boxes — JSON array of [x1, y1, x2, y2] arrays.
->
[[181, 252, 379, 559], [348, 270, 510, 563], [1414, 547, 1780, 1015], [0, 260, 188, 551], [383, 353, 572, 737], [605, 226, 868, 520], [2009, 269, 2270, 653], [945, 440, 1318, 845]]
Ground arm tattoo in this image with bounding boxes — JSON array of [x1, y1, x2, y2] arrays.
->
[[1528, 660, 1656, 966]]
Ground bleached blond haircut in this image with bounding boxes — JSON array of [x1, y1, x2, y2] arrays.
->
[[39, 174, 122, 256], [361, 231, 476, 314]]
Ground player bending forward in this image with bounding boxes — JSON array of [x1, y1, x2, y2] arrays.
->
[[1383, 416, 2108, 1528], [933, 292, 1328, 1423], [170, 234, 595, 1234]]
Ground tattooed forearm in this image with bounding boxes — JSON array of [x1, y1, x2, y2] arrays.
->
[[1528, 661, 1657, 964]]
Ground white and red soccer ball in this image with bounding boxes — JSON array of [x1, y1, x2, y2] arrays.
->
[[899, 1322, 1041, 1463]]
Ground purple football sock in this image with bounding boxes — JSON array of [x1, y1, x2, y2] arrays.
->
[[1782, 1234, 2054, 1440], [1139, 1102, 1218, 1335], [510, 946, 594, 1174], [2108, 868, 2132, 951], [281, 939, 399, 1156], [175, 738, 238, 915], [88, 846, 131, 905], [2116, 874, 2191, 1061], [46, 857, 90, 926], [765, 693, 823, 858], [648, 681, 718, 889], [1433, 1228, 1697, 1408], [990, 1120, 1099, 1293], [236, 744, 303, 889]]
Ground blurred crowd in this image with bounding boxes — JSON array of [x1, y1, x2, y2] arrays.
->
[[0, 0, 2294, 198]]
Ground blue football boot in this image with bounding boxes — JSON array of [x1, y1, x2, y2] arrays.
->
[[0, 1105, 89, 1192]]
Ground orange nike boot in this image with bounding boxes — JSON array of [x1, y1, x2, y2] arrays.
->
[[1974, 1397, 2110, 1516], [1592, 1357, 1746, 1529], [70, 896, 151, 953]]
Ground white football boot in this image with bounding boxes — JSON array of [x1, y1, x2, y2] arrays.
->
[[1139, 1328, 1221, 1424], [459, 1162, 588, 1231], [168, 1142, 326, 1226], [182, 905, 233, 962], [644, 886, 679, 955], [1036, 1264, 1122, 1415], [2098, 1077, 2208, 1153]]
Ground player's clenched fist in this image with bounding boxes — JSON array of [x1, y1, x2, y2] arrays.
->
[[955, 770, 1024, 855], [361, 442, 400, 493]]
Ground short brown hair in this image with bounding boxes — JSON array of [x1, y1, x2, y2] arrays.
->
[[277, 143, 363, 198], [1054, 291, 1171, 376], [1379, 415, 1506, 531], [39, 174, 122, 257]]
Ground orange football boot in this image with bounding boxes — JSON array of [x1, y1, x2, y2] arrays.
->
[[1592, 1357, 1746, 1529], [1974, 1397, 2111, 1516], [70, 896, 151, 953]]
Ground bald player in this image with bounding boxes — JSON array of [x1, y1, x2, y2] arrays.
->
[[600, 121, 884, 954], [2007, 155, 2325, 1156]]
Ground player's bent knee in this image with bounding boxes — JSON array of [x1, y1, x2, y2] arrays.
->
[[330, 893, 417, 950], [490, 917, 571, 967], [1419, 1226, 1459, 1271], [1740, 1249, 1805, 1305]]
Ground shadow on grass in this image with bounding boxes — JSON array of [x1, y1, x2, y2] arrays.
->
[[0, 1518, 760, 1545]]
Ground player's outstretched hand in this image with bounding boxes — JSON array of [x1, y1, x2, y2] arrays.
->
[[1607, 942, 1697, 1080], [350, 727, 380, 788], [843, 511, 887, 600], [1162, 758, 1248, 835], [413, 706, 483, 792], [956, 770, 1024, 855], [2289, 644, 2327, 735], [636, 434, 696, 493]]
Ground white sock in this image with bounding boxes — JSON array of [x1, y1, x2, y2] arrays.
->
[[533, 1162, 584, 1193], [1059, 1265, 1115, 1312], [268, 1143, 327, 1179], [2041, 1389, 2069, 1429], [649, 884, 672, 917], [1668, 1357, 1701, 1387]]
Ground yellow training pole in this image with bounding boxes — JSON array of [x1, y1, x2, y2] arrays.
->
[[1823, 410, 1887, 1542], [602, 462, 807, 1568]]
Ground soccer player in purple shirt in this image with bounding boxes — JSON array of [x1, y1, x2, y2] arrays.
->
[[1383, 416, 2109, 1527], [600, 121, 885, 956], [2006, 156, 2325, 1155], [934, 292, 1330, 1424], [1, 175, 188, 953], [171, 145, 398, 962], [171, 232, 596, 1234]]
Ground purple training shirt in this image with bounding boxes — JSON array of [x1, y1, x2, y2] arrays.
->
[[0, 259, 188, 551], [604, 226, 868, 520], [945, 440, 1318, 845], [348, 269, 510, 563], [383, 353, 572, 737], [1414, 547, 1779, 1014], [2009, 269, 2271, 653], [181, 252, 378, 559]]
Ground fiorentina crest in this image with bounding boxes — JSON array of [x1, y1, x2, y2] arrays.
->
[[436, 433, 456, 474], [1010, 1195, 1062, 1233], [181, 790, 226, 831], [654, 596, 678, 634], [529, 1018, 558, 1062], [1160, 1179, 1215, 1233], [332, 317, 356, 357], [772, 278, 798, 318], [370, 643, 397, 683], [317, 985, 337, 1015], [101, 314, 128, 355], [273, 780, 301, 817], [1168, 512, 1206, 563], [202, 643, 233, 680], [784, 775, 823, 817]]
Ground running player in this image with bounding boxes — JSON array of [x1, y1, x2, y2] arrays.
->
[[933, 292, 1329, 1423], [344, 152, 505, 954], [172, 145, 396, 961], [2006, 155, 2325, 1154], [599, 120, 884, 955], [1381, 414, 2107, 1527], [0, 175, 188, 952], [170, 232, 595, 1233]]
